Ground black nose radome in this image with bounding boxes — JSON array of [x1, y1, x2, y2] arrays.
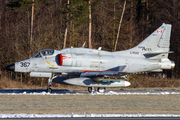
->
[[5, 63, 15, 71]]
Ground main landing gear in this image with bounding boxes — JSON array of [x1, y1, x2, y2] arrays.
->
[[88, 87, 106, 93]]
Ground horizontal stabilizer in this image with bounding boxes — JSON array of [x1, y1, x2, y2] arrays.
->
[[143, 51, 174, 58]]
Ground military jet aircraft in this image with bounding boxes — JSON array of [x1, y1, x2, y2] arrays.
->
[[5, 23, 175, 93]]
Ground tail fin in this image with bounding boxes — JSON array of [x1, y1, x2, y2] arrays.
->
[[127, 23, 172, 59]]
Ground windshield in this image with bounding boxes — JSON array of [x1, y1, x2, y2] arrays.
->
[[33, 52, 42, 58], [41, 49, 54, 56], [33, 49, 54, 58]]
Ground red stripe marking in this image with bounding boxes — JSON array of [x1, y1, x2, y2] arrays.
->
[[60, 54, 63, 66], [82, 70, 89, 73], [82, 70, 119, 73], [58, 54, 71, 66]]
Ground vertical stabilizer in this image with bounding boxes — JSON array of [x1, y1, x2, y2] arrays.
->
[[131, 23, 171, 53], [157, 24, 171, 48], [115, 23, 172, 59], [113, 23, 171, 59]]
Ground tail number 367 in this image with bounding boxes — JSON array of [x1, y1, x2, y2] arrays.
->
[[20, 62, 30, 67]]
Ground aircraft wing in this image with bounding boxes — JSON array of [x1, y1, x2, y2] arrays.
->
[[80, 65, 126, 77]]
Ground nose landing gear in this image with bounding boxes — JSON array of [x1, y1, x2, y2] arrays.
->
[[46, 74, 59, 93]]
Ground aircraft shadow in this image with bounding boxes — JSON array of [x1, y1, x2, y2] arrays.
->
[[0, 89, 72, 94]]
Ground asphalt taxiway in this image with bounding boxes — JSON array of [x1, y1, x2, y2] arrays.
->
[[1, 117, 180, 120], [0, 87, 180, 94]]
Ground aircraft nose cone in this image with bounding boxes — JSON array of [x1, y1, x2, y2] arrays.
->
[[5, 63, 15, 71]]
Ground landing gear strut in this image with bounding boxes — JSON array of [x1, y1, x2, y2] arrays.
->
[[88, 87, 106, 93], [46, 77, 52, 93]]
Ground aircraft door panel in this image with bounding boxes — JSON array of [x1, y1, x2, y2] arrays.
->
[[90, 61, 99, 68], [31, 62, 38, 71], [31, 57, 55, 72], [88, 54, 100, 70], [31, 58, 46, 72], [99, 55, 114, 71], [76, 60, 82, 67]]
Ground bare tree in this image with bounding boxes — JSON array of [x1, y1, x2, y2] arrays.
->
[[63, 0, 69, 49], [89, 0, 92, 48], [114, 0, 126, 51], [29, 0, 34, 57]]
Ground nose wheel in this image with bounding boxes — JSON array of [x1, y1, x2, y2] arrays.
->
[[46, 77, 52, 93], [46, 88, 52, 93]]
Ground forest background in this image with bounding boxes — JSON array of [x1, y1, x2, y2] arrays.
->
[[0, 0, 180, 88]]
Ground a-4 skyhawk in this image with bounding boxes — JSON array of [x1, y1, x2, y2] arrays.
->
[[5, 23, 175, 93]]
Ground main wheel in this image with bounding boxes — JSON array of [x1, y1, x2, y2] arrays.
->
[[97, 87, 106, 93], [88, 87, 95, 93], [46, 88, 52, 93]]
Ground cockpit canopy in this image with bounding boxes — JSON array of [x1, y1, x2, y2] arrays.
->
[[33, 49, 54, 58]]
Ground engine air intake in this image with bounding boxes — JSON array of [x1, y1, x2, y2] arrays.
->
[[57, 53, 72, 66]]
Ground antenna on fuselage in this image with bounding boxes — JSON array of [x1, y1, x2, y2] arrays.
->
[[81, 41, 86, 48], [98, 47, 102, 50]]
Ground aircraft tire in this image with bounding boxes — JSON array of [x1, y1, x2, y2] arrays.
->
[[46, 88, 52, 93], [88, 87, 95, 93], [97, 87, 106, 93]]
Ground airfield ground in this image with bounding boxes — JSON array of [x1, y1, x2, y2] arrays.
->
[[1, 74, 180, 115], [0, 94, 180, 114]]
